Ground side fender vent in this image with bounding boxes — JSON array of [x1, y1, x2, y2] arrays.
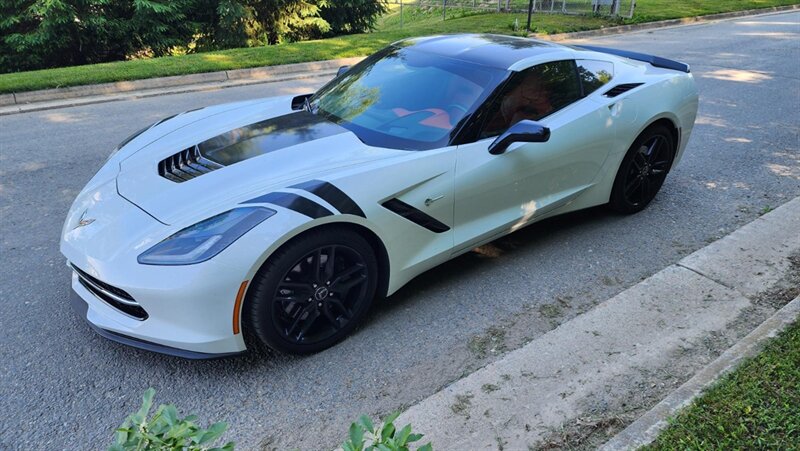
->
[[603, 83, 644, 98], [158, 145, 224, 183], [382, 198, 450, 233]]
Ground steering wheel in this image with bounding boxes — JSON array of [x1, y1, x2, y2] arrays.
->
[[379, 110, 433, 131], [447, 104, 468, 117]]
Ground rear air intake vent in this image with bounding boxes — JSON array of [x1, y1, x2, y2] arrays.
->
[[603, 83, 644, 98], [158, 145, 224, 183]]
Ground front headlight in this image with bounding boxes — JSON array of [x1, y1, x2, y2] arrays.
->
[[137, 207, 276, 265]]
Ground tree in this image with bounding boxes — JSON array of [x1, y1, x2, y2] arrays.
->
[[0, 0, 389, 73], [0, 0, 195, 72], [128, 0, 196, 57], [0, 0, 38, 71], [193, 0, 331, 49], [319, 0, 387, 36], [248, 0, 329, 44]]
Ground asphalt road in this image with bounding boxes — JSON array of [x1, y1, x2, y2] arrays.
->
[[1, 12, 798, 450]]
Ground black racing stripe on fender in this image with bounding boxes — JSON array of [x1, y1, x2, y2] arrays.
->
[[381, 198, 450, 233], [242, 192, 333, 219], [290, 179, 366, 218]]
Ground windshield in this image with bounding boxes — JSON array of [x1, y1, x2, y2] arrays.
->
[[309, 45, 508, 150]]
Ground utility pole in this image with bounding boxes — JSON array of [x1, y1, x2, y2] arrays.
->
[[526, 0, 534, 32]]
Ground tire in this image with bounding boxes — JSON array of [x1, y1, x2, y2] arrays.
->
[[609, 124, 676, 214], [245, 227, 378, 354]]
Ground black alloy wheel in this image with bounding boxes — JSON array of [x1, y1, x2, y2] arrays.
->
[[246, 227, 378, 354], [609, 125, 675, 214], [273, 245, 368, 344]]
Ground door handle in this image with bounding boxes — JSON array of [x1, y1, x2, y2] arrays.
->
[[425, 195, 444, 207]]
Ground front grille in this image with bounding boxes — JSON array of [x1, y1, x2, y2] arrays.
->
[[603, 83, 644, 98], [72, 265, 148, 320], [158, 145, 224, 183]]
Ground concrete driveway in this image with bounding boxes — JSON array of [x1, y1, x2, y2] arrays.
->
[[1, 11, 798, 450]]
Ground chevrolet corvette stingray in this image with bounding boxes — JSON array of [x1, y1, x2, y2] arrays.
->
[[61, 34, 698, 357]]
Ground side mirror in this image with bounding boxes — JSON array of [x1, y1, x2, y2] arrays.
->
[[488, 120, 550, 155], [336, 66, 350, 77], [291, 93, 313, 110]]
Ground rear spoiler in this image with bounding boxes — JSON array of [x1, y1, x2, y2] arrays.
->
[[577, 45, 690, 73]]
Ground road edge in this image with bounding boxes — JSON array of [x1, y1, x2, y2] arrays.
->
[[0, 57, 366, 115], [392, 196, 800, 449], [1, 5, 798, 116], [600, 294, 800, 450], [533, 4, 799, 41]]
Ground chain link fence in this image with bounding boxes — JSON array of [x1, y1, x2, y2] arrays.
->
[[387, 0, 636, 20]]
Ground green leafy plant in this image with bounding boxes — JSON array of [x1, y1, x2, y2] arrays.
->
[[341, 412, 432, 451], [110, 388, 234, 451]]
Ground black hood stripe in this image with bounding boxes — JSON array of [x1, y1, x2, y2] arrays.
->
[[199, 111, 347, 167], [290, 180, 366, 218], [242, 192, 333, 219], [158, 111, 348, 183]]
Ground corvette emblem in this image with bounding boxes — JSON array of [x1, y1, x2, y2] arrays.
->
[[74, 210, 95, 229]]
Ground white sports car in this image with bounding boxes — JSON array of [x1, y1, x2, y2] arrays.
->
[[62, 34, 698, 358]]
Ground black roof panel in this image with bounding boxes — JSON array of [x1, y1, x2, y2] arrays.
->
[[399, 34, 565, 69]]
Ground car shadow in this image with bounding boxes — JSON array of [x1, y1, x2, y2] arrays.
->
[[369, 205, 615, 318], [238, 205, 618, 366], [103, 205, 619, 371]]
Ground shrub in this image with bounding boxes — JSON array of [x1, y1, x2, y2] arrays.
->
[[341, 412, 433, 451], [110, 389, 434, 451], [110, 388, 234, 451]]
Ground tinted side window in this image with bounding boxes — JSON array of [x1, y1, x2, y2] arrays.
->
[[577, 60, 614, 96], [480, 60, 581, 138]]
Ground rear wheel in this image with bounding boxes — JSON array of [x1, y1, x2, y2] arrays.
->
[[609, 125, 675, 214], [246, 227, 378, 354]]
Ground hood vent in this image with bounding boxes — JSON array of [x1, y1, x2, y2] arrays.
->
[[158, 145, 224, 183], [603, 83, 644, 98], [156, 111, 347, 183]]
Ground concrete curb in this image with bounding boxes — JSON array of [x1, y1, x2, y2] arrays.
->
[[0, 70, 347, 117], [0, 93, 14, 107], [533, 4, 800, 41], [0, 56, 365, 114], [394, 196, 800, 450], [600, 295, 800, 450], [2, 5, 797, 115]]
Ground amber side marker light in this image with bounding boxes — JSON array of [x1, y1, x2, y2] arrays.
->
[[232, 281, 249, 335]]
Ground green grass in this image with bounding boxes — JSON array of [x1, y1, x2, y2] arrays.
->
[[1, 0, 797, 94], [644, 321, 800, 449], [628, 0, 799, 23]]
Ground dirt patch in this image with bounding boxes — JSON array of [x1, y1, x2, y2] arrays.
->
[[450, 393, 474, 418], [537, 416, 629, 451], [530, 250, 800, 450], [539, 304, 562, 319], [753, 251, 800, 309], [468, 326, 508, 359]]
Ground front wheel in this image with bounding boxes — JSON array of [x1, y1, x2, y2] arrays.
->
[[246, 227, 378, 354], [609, 125, 675, 214]]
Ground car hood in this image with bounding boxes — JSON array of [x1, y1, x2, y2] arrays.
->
[[116, 96, 406, 225]]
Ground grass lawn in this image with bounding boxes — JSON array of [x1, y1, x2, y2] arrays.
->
[[644, 320, 800, 449], [1, 0, 797, 94]]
